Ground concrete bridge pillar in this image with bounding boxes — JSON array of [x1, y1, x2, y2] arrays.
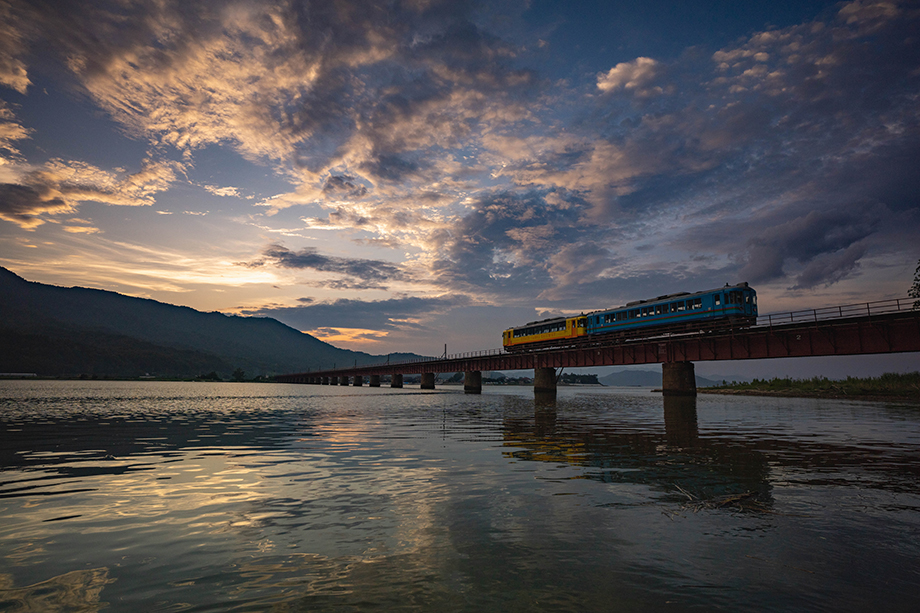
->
[[464, 371, 482, 394], [391, 374, 403, 388], [353, 375, 363, 386], [662, 361, 696, 397], [420, 372, 436, 389], [534, 367, 557, 396], [340, 376, 349, 386], [369, 375, 380, 387]]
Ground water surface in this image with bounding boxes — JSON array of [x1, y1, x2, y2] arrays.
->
[[1, 381, 918, 611]]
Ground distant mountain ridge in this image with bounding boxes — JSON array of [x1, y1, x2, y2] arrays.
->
[[598, 369, 738, 388], [0, 267, 424, 378]]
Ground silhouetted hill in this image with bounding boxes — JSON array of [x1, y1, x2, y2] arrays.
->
[[0, 267, 424, 378]]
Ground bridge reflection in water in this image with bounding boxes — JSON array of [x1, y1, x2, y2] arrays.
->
[[505, 394, 774, 511], [278, 299, 920, 397]]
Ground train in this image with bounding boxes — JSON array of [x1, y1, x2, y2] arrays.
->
[[502, 282, 758, 351]]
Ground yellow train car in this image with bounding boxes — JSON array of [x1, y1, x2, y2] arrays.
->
[[502, 315, 587, 351]]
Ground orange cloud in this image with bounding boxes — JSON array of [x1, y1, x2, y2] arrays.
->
[[307, 327, 389, 346]]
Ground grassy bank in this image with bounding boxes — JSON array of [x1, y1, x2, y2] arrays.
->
[[701, 372, 920, 403]]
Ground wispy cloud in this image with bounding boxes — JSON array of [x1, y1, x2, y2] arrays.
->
[[202, 184, 245, 198], [0, 1, 30, 94], [246, 243, 411, 290], [0, 157, 183, 229], [0, 101, 30, 161]]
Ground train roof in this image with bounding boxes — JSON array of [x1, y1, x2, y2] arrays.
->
[[517, 314, 569, 328], [586, 282, 752, 316]]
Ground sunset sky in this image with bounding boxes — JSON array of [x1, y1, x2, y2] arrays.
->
[[1, 0, 919, 375]]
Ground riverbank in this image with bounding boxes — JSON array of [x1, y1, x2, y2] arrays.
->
[[701, 372, 920, 403]]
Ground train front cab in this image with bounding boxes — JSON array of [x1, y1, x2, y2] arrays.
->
[[503, 315, 587, 350], [719, 284, 757, 321]]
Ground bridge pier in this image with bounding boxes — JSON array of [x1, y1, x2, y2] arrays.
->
[[662, 361, 696, 396], [534, 367, 557, 396], [369, 375, 380, 387], [420, 372, 435, 389], [391, 374, 403, 388], [464, 370, 482, 394], [353, 375, 363, 386]]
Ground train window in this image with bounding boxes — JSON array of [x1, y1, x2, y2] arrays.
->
[[714, 294, 721, 306], [676, 301, 685, 311], [693, 298, 702, 309]]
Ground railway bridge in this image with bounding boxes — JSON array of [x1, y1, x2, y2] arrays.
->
[[276, 298, 920, 397]]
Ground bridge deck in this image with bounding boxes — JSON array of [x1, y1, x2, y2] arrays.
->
[[277, 301, 920, 382]]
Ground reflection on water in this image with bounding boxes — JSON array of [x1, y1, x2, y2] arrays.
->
[[1, 380, 919, 611], [0, 568, 111, 612]]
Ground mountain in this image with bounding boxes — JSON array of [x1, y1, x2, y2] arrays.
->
[[598, 368, 728, 388], [0, 267, 424, 378]]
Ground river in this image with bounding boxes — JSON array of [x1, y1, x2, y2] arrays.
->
[[1, 380, 918, 611]]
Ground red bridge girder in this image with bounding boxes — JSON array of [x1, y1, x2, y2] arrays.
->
[[277, 311, 920, 383]]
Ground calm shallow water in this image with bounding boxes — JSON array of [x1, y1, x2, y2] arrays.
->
[[1, 381, 919, 612]]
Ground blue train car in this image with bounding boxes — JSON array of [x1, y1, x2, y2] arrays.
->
[[583, 282, 757, 338]]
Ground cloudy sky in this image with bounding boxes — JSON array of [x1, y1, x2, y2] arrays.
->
[[1, 0, 919, 372]]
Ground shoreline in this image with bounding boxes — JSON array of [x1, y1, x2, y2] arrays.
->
[[699, 388, 920, 404]]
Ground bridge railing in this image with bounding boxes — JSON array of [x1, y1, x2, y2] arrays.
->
[[757, 296, 916, 327], [362, 347, 507, 370]]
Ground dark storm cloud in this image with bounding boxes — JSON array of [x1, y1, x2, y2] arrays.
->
[[0, 183, 69, 228], [248, 244, 408, 290], [244, 294, 469, 331], [428, 189, 605, 297], [740, 208, 882, 288]]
